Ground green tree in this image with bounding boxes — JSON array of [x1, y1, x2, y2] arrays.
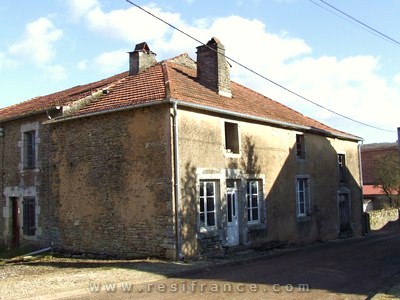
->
[[374, 151, 400, 208]]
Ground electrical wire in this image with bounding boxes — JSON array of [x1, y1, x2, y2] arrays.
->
[[125, 0, 396, 133], [313, 0, 400, 47], [308, 0, 399, 46]]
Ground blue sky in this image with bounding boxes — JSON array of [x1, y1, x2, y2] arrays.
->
[[0, 0, 399, 143]]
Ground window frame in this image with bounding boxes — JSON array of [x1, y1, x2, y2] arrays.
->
[[23, 130, 36, 169], [224, 121, 240, 154], [296, 176, 311, 219], [295, 134, 306, 160], [199, 181, 217, 230], [22, 197, 36, 236], [337, 153, 347, 183], [246, 180, 261, 224]]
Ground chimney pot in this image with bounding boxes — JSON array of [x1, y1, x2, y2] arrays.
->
[[128, 42, 157, 75]]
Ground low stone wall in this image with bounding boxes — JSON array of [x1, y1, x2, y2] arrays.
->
[[367, 208, 400, 231]]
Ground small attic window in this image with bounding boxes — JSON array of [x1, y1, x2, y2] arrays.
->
[[225, 122, 239, 154]]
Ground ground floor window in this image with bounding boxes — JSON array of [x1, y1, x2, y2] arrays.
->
[[296, 177, 310, 218], [246, 180, 260, 223], [23, 197, 36, 236], [199, 181, 216, 229]]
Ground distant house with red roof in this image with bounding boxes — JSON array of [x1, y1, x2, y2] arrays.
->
[[361, 142, 399, 211], [0, 38, 364, 259]]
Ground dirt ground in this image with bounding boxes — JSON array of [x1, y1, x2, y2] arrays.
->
[[0, 255, 208, 299]]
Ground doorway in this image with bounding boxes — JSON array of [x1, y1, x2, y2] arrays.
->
[[11, 197, 20, 247], [226, 181, 239, 246]]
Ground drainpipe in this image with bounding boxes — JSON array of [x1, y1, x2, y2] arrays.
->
[[172, 101, 182, 260], [358, 140, 366, 234], [0, 125, 4, 207]]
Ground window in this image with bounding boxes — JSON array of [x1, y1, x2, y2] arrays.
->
[[296, 178, 310, 218], [338, 154, 347, 182], [224, 122, 239, 154], [23, 197, 36, 236], [296, 134, 305, 159], [246, 181, 260, 223], [199, 181, 216, 228], [24, 131, 36, 169]]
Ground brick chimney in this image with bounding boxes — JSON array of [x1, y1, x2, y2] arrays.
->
[[128, 42, 157, 75], [196, 37, 232, 97]]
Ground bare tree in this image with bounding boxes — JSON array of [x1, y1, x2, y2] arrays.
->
[[374, 151, 400, 208]]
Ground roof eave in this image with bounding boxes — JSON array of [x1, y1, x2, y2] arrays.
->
[[171, 99, 363, 142]]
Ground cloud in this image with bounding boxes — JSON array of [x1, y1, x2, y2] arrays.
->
[[44, 65, 68, 81], [77, 59, 88, 71], [94, 50, 127, 74], [0, 52, 18, 69], [66, 1, 399, 142], [68, 1, 181, 45], [8, 17, 63, 65], [67, 0, 99, 19]]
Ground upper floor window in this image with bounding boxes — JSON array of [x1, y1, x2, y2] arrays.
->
[[224, 122, 239, 154], [199, 181, 217, 229], [24, 131, 36, 169], [296, 134, 305, 159], [246, 180, 260, 223], [296, 177, 310, 218], [338, 154, 347, 182]]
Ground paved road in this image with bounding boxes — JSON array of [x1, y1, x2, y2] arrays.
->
[[74, 232, 400, 299]]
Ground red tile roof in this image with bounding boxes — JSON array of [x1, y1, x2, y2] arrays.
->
[[0, 72, 127, 122], [363, 184, 386, 196], [0, 53, 360, 141]]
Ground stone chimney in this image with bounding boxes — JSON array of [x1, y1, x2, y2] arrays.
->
[[128, 42, 157, 75], [196, 37, 232, 97]]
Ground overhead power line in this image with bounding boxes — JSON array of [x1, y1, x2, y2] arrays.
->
[[125, 0, 395, 133], [310, 0, 400, 47]]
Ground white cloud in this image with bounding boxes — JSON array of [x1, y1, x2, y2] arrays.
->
[[69, 1, 181, 45], [0, 52, 18, 69], [94, 50, 127, 74], [65, 1, 399, 142], [77, 59, 88, 71], [8, 17, 63, 65], [67, 0, 99, 19], [44, 65, 68, 81]]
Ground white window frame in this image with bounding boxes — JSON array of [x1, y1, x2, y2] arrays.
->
[[296, 176, 311, 219], [246, 180, 261, 224], [199, 181, 217, 229]]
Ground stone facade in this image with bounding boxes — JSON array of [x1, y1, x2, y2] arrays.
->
[[48, 105, 174, 258], [178, 108, 363, 258], [0, 114, 52, 249]]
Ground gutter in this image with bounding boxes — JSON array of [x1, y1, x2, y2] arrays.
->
[[173, 100, 363, 142], [34, 97, 361, 142], [43, 100, 167, 124]]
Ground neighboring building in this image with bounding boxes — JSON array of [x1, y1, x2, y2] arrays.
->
[[361, 142, 399, 211], [0, 38, 364, 259]]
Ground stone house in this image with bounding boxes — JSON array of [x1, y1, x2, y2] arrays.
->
[[361, 142, 399, 211], [0, 38, 364, 259]]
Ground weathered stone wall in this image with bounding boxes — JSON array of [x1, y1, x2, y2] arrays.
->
[[367, 208, 399, 231], [0, 114, 52, 248], [49, 105, 174, 258], [178, 108, 363, 258]]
